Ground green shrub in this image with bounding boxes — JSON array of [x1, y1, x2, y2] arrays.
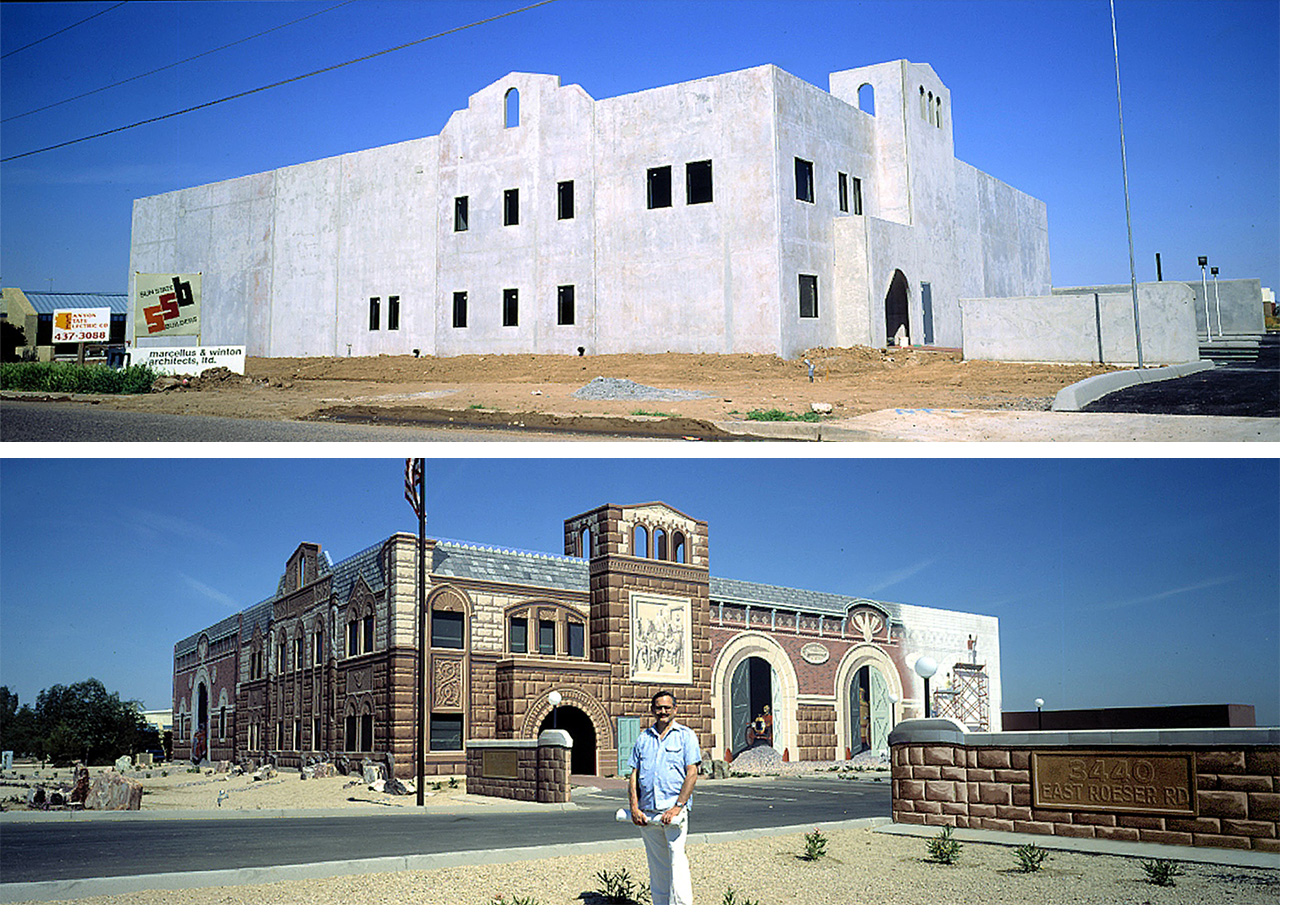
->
[[0, 362, 156, 394], [722, 886, 758, 904], [490, 894, 538, 904], [593, 867, 649, 904], [1014, 843, 1049, 872], [1141, 857, 1184, 886], [926, 825, 963, 864], [802, 827, 828, 860]]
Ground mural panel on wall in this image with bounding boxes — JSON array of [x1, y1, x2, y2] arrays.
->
[[629, 592, 692, 685]]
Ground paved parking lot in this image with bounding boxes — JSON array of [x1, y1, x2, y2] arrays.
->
[[1082, 366, 1278, 417]]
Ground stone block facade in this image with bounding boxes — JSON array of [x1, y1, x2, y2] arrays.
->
[[890, 721, 1279, 852]]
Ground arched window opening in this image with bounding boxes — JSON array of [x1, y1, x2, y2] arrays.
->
[[858, 82, 875, 115], [654, 527, 669, 560], [934, 96, 943, 128], [673, 532, 686, 563], [920, 85, 927, 120], [581, 527, 593, 558], [504, 87, 520, 128], [634, 525, 649, 558]]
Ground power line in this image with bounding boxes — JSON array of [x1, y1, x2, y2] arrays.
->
[[1, 1, 128, 59], [2, 0, 558, 163], [4, 0, 360, 124]]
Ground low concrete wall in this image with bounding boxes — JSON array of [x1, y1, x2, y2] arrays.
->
[[961, 282, 1199, 364], [1056, 279, 1265, 337], [889, 718, 1278, 852], [466, 730, 572, 803]]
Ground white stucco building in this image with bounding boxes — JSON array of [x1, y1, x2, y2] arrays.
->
[[130, 60, 1052, 359]]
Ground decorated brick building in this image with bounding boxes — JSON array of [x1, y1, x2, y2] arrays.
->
[[173, 502, 999, 777]]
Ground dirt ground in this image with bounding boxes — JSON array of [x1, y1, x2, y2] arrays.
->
[[46, 347, 1108, 438]]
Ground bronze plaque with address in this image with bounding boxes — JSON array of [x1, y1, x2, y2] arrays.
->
[[1031, 751, 1197, 815], [483, 750, 519, 780]]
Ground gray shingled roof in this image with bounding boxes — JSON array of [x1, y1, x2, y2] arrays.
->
[[174, 612, 241, 655], [274, 548, 335, 597], [426, 538, 588, 592], [330, 539, 387, 601], [710, 576, 854, 617], [237, 597, 275, 643]]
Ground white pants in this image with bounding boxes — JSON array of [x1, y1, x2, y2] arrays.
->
[[640, 816, 692, 905]]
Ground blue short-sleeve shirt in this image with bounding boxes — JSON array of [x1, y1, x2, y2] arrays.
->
[[629, 721, 701, 813]]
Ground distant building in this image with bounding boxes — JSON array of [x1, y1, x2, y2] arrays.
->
[[172, 502, 1000, 777], [0, 288, 127, 362], [132, 60, 1051, 360]]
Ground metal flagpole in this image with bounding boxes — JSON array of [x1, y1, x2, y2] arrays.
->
[[1110, 0, 1144, 369]]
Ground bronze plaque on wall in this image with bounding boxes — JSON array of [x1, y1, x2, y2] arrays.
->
[[483, 750, 519, 780], [1031, 751, 1197, 815]]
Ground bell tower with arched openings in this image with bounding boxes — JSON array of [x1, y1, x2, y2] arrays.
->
[[563, 503, 714, 770]]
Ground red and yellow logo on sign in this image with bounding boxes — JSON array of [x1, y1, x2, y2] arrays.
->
[[135, 272, 201, 338]]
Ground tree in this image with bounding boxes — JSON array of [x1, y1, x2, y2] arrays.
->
[[0, 686, 42, 758], [20, 679, 149, 765], [1, 320, 27, 362]]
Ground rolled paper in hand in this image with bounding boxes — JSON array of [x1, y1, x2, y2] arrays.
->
[[616, 807, 685, 826]]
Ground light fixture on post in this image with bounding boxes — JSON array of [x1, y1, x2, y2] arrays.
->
[[547, 690, 562, 730], [1211, 266, 1223, 337], [1034, 697, 1045, 731], [887, 692, 899, 728], [1198, 256, 1212, 341], [914, 656, 938, 719]]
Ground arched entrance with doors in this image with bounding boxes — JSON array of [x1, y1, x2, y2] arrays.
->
[[833, 644, 903, 761], [884, 269, 911, 346], [193, 682, 209, 763], [710, 633, 800, 762], [538, 706, 598, 774]]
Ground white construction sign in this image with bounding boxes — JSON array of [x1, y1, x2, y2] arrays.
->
[[134, 272, 201, 338], [130, 345, 246, 376]]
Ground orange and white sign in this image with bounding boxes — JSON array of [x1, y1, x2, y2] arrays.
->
[[51, 308, 111, 343]]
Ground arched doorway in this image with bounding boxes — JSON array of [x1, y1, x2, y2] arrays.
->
[[884, 269, 910, 346], [193, 683, 209, 763], [848, 665, 892, 759], [728, 656, 776, 756], [539, 705, 597, 775]]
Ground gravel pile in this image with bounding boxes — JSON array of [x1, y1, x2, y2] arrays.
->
[[571, 377, 717, 401]]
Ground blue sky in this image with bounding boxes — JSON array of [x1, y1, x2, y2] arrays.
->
[[0, 0, 1281, 296], [0, 458, 1280, 726]]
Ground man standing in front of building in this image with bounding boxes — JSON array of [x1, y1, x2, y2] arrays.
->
[[627, 690, 700, 905]]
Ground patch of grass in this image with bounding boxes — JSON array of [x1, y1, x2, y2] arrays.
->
[[1013, 843, 1049, 872], [1141, 857, 1184, 886], [593, 867, 649, 904], [630, 408, 680, 417], [925, 825, 963, 865], [0, 361, 156, 394], [490, 893, 539, 904], [745, 408, 824, 423]]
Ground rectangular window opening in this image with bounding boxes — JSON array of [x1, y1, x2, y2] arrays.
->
[[388, 295, 400, 330], [568, 621, 585, 658], [686, 160, 713, 204], [838, 172, 849, 212], [509, 617, 528, 653], [799, 274, 819, 318], [502, 289, 519, 327], [452, 291, 468, 328], [431, 610, 465, 649], [430, 714, 464, 751], [454, 196, 468, 232], [503, 188, 519, 226], [368, 297, 380, 331], [852, 177, 863, 215], [363, 614, 375, 653], [557, 285, 575, 326], [557, 180, 574, 220], [539, 619, 556, 656], [795, 158, 814, 203], [647, 165, 672, 209]]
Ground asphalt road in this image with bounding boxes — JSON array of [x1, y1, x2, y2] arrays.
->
[[0, 402, 643, 441], [1082, 365, 1279, 417], [0, 776, 890, 883]]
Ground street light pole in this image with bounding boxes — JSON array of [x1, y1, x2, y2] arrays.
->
[[914, 656, 938, 719], [1212, 266, 1223, 336], [1110, 0, 1144, 369], [1035, 698, 1045, 731], [1199, 256, 1211, 342]]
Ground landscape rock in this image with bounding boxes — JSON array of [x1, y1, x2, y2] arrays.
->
[[49, 790, 66, 806], [114, 755, 132, 774], [69, 765, 90, 804], [382, 777, 411, 796], [810, 402, 833, 414], [85, 771, 143, 810], [26, 786, 46, 808]]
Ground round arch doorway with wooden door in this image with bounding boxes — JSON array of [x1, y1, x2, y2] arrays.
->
[[538, 705, 598, 775], [729, 656, 780, 758], [848, 664, 893, 761]]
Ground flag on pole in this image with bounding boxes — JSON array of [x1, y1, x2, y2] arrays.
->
[[405, 458, 423, 517]]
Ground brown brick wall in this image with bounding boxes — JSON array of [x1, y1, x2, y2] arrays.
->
[[892, 743, 1279, 851], [466, 744, 571, 803]]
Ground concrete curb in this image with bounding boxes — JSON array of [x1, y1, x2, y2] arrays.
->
[[1050, 360, 1216, 411], [714, 419, 874, 441], [0, 817, 890, 903], [875, 822, 1278, 870], [0, 797, 579, 824]]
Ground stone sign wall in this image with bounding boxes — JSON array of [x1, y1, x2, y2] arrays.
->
[[889, 719, 1278, 852], [465, 731, 572, 803]]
